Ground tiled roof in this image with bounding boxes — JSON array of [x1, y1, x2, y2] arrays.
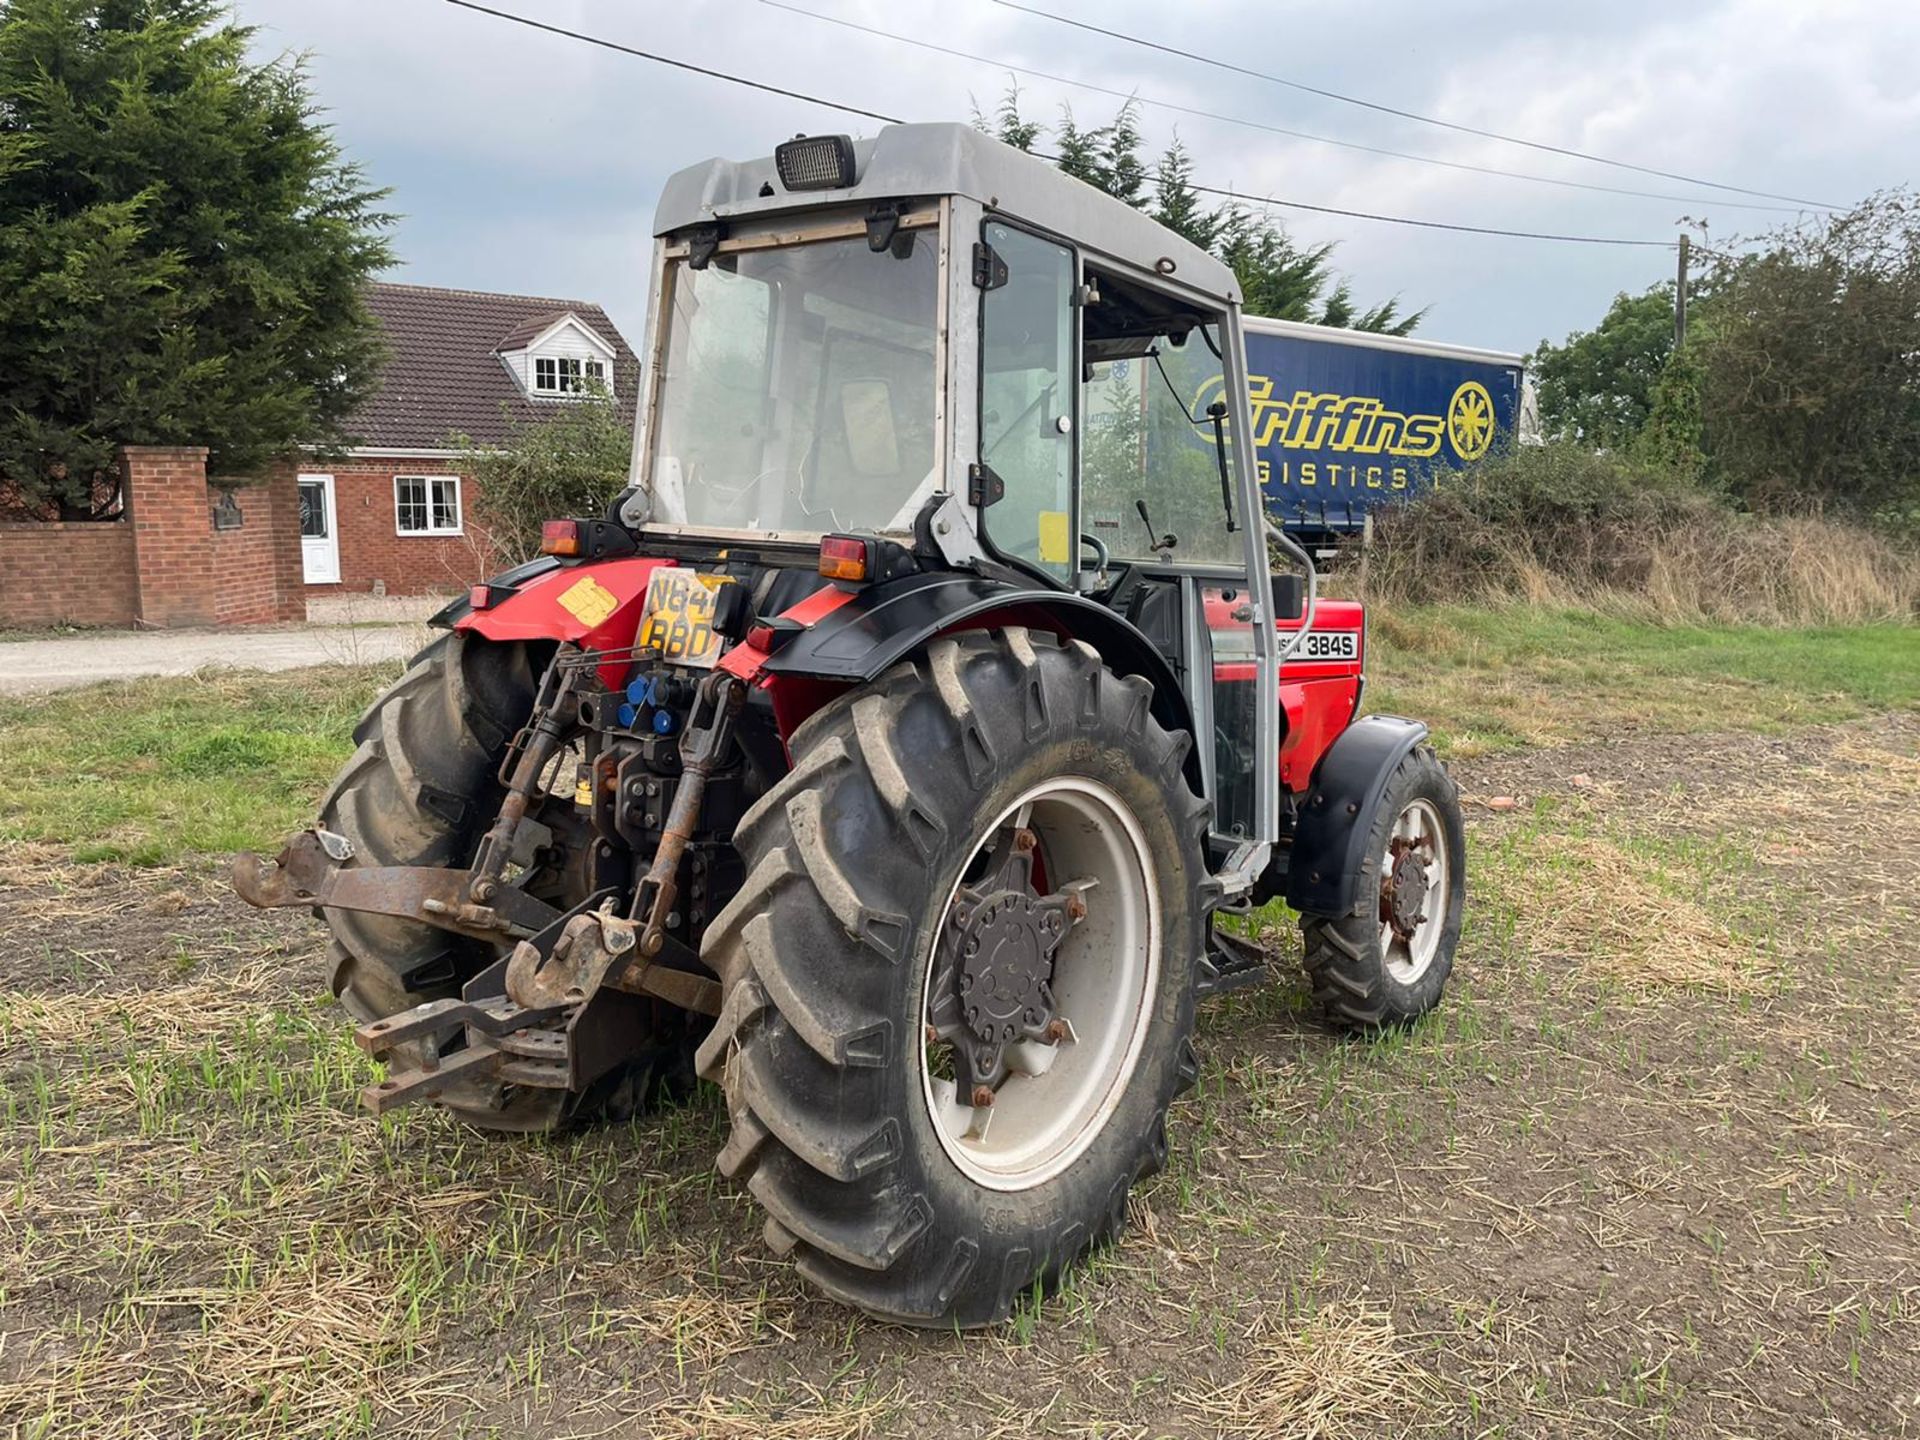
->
[[352, 282, 640, 451]]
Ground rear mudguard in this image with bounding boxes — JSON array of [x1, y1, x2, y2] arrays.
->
[[435, 560, 1198, 789], [447, 556, 676, 688], [1284, 714, 1429, 918], [427, 555, 563, 629], [759, 571, 1201, 792]]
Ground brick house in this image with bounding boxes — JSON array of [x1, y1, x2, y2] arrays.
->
[[298, 282, 640, 597]]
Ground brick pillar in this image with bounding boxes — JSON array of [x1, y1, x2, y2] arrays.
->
[[123, 446, 215, 627], [261, 464, 307, 621]]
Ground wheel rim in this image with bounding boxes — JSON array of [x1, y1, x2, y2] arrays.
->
[[1379, 797, 1450, 984], [919, 777, 1159, 1192]]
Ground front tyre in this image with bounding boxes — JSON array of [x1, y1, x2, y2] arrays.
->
[[697, 629, 1208, 1327], [1299, 745, 1465, 1030]]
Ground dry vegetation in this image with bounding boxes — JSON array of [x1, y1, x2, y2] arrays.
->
[[1371, 512, 1920, 626], [2, 652, 1919, 1437], [1360, 445, 1920, 627]]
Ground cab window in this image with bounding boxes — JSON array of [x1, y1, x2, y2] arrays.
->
[[978, 222, 1075, 581], [1080, 277, 1239, 566]]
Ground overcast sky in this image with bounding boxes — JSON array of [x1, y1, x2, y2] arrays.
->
[[233, 0, 1917, 356]]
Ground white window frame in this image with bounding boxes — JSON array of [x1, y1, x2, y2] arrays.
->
[[394, 473, 463, 537], [533, 354, 585, 394]]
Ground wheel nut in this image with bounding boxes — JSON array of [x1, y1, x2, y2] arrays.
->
[[1013, 828, 1037, 854], [1066, 894, 1087, 922], [971, 1084, 995, 1108], [1043, 1018, 1070, 1044]]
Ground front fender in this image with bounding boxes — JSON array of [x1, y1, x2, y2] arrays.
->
[[763, 571, 1200, 790], [1284, 714, 1429, 917]]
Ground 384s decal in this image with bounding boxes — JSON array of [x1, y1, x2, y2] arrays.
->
[[1295, 628, 1360, 662]]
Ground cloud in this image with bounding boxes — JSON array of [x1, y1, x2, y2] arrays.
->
[[236, 0, 1919, 353]]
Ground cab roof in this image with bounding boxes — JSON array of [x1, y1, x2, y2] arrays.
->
[[653, 121, 1240, 307]]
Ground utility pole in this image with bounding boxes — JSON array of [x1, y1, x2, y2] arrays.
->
[[1674, 232, 1690, 348]]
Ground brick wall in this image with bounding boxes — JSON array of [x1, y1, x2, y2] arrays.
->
[[211, 471, 304, 625], [307, 458, 495, 596], [1, 447, 331, 630], [0, 521, 139, 627]]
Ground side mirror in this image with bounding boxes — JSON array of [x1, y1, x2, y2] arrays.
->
[[1272, 571, 1306, 621]]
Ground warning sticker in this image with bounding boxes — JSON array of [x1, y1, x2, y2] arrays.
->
[[555, 575, 619, 628], [1037, 510, 1071, 565]]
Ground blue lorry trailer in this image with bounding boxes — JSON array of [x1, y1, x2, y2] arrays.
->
[[1243, 315, 1531, 548]]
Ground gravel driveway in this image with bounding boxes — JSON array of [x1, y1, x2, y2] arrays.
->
[[0, 623, 430, 696]]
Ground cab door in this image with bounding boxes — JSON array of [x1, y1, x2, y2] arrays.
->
[[975, 220, 1077, 581], [1077, 309, 1274, 848]]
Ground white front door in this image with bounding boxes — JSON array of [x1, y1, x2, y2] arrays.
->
[[298, 473, 340, 584]]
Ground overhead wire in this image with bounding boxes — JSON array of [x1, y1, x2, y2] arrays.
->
[[1185, 182, 1679, 246], [440, 0, 903, 123], [990, 0, 1840, 211], [760, 0, 1803, 213], [437, 0, 1689, 249]]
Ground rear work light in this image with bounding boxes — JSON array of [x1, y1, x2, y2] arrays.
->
[[818, 534, 870, 583], [775, 133, 856, 191], [540, 520, 581, 557]]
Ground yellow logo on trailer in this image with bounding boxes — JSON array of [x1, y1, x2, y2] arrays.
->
[[1446, 382, 1495, 461], [1231, 376, 1498, 463]]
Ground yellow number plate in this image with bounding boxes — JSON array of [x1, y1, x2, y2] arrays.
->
[[636, 568, 728, 668]]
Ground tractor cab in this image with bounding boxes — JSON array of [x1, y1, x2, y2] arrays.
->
[[626, 124, 1288, 873]]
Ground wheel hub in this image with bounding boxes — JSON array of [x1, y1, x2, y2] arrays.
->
[[1381, 836, 1431, 943], [958, 889, 1063, 1043], [938, 829, 1077, 1084]]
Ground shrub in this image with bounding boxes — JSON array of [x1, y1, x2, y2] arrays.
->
[[1362, 444, 1920, 626], [450, 385, 631, 565]]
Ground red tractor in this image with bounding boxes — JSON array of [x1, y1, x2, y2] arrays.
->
[[236, 124, 1465, 1327]]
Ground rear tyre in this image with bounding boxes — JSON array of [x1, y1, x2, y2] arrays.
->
[[320, 631, 534, 1019], [697, 628, 1209, 1328], [1298, 745, 1464, 1030], [318, 630, 693, 1130]]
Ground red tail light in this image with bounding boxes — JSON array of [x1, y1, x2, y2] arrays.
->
[[540, 520, 582, 557], [818, 534, 869, 583], [468, 584, 492, 610]]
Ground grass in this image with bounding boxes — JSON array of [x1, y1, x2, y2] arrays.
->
[[1367, 602, 1920, 755], [0, 608, 1912, 866], [0, 664, 396, 863], [0, 615, 1917, 1436]]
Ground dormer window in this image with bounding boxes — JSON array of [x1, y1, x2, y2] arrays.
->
[[498, 311, 618, 400], [533, 355, 607, 394]]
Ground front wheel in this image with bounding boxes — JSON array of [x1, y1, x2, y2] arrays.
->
[[696, 628, 1209, 1327], [1299, 745, 1465, 1030]]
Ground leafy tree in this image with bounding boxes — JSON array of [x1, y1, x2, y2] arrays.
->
[[1634, 339, 1706, 481], [0, 0, 392, 518], [1150, 138, 1215, 251], [452, 386, 632, 565], [975, 90, 1417, 333], [983, 86, 1040, 155], [1530, 287, 1675, 449], [1691, 190, 1920, 521]]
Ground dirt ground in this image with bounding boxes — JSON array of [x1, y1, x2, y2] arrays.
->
[[2, 715, 1917, 1438]]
